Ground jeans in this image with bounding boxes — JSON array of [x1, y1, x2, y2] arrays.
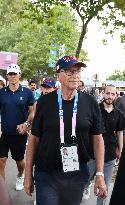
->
[[34, 164, 89, 205], [85, 159, 115, 205]]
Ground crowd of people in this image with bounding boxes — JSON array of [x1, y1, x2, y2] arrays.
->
[[0, 56, 125, 205]]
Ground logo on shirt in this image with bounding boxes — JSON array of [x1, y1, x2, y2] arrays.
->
[[20, 97, 24, 101]]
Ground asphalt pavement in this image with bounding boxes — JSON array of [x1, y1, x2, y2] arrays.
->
[[6, 154, 35, 205]]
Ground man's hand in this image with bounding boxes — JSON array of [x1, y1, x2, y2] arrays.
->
[[17, 124, 27, 135], [116, 147, 121, 160], [94, 176, 107, 198], [24, 174, 34, 197]]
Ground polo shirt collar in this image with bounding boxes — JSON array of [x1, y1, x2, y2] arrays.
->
[[6, 84, 23, 92], [100, 101, 115, 113]]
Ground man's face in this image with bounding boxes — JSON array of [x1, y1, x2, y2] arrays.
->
[[7, 72, 20, 85], [103, 86, 116, 105], [58, 66, 81, 90], [29, 83, 36, 91], [41, 86, 55, 95]]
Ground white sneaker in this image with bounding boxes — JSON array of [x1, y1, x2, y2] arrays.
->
[[34, 200, 36, 205], [15, 175, 24, 191], [83, 182, 92, 200]]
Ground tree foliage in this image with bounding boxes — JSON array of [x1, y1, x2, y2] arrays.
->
[[0, 0, 88, 79], [1, 0, 125, 80], [108, 69, 125, 81], [32, 0, 125, 57]]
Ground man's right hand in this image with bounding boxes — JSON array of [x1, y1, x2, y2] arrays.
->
[[24, 174, 34, 197]]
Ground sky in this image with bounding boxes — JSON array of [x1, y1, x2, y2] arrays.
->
[[82, 19, 125, 81]]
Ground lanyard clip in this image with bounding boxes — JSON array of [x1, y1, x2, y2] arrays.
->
[[71, 135, 76, 143]]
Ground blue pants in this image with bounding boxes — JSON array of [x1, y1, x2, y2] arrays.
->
[[34, 165, 89, 205]]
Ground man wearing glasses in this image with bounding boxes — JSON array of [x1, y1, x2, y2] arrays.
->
[[0, 64, 35, 191], [24, 56, 107, 205]]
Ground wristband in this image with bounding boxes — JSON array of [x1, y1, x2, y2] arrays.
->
[[96, 172, 104, 177]]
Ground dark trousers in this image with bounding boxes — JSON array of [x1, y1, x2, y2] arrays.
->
[[109, 145, 125, 205], [34, 164, 89, 205]]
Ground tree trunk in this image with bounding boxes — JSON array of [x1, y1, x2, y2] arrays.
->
[[75, 23, 86, 58]]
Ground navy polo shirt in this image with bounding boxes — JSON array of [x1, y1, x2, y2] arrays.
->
[[0, 85, 35, 135]]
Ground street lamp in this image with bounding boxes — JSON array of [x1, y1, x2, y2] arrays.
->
[[93, 73, 99, 89]]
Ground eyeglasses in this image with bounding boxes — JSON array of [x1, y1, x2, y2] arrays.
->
[[60, 69, 81, 76], [8, 72, 17, 76]]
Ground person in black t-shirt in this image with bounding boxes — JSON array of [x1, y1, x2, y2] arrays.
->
[[98, 85, 125, 205], [24, 55, 107, 205], [83, 84, 125, 205]]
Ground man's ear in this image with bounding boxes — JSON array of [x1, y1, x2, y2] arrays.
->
[[57, 73, 61, 82]]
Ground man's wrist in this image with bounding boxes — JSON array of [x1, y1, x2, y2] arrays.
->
[[96, 171, 104, 177]]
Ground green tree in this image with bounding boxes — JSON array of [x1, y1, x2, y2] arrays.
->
[[32, 0, 125, 57], [108, 69, 125, 80], [0, 1, 88, 79], [0, 0, 28, 25]]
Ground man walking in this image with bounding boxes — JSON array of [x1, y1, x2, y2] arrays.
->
[[83, 84, 125, 205], [0, 64, 35, 191], [24, 55, 107, 205]]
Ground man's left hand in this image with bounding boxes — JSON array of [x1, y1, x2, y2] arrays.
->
[[17, 124, 27, 135], [94, 176, 107, 198]]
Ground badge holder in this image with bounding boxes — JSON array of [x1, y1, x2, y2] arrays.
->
[[60, 143, 79, 173]]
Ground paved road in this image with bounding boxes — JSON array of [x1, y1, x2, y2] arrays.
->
[[5, 155, 114, 205], [6, 154, 34, 205]]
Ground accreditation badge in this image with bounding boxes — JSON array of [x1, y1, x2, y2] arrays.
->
[[60, 144, 79, 172]]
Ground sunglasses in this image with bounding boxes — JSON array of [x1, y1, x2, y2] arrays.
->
[[8, 72, 18, 76]]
